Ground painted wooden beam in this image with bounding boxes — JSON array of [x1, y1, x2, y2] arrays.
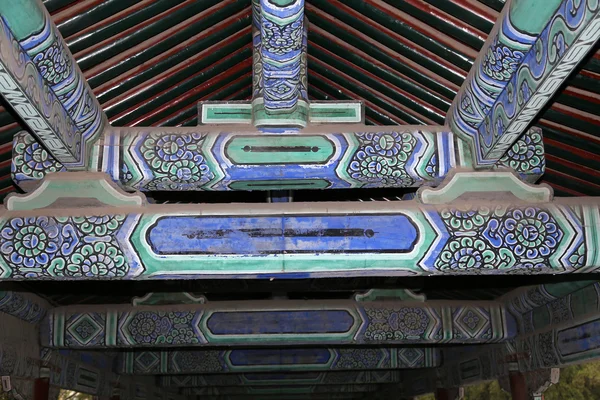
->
[[502, 280, 599, 317], [118, 347, 440, 375], [438, 280, 600, 390], [12, 124, 545, 191], [158, 371, 404, 387], [41, 299, 512, 348], [1, 171, 597, 280], [181, 385, 380, 396], [0, 287, 49, 323], [0, 0, 106, 169], [447, 0, 600, 167], [505, 280, 600, 334], [182, 395, 364, 400]]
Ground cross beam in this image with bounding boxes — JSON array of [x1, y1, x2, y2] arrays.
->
[[158, 371, 404, 387], [41, 300, 512, 348], [448, 0, 600, 167], [435, 281, 600, 392], [0, 0, 106, 169], [119, 347, 440, 375], [1, 171, 598, 280], [4, 1, 572, 190], [11, 125, 545, 192], [181, 385, 380, 396]]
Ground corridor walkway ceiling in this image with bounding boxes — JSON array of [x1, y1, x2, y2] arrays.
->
[[0, 0, 598, 198]]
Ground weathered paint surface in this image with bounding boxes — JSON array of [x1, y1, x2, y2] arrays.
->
[[181, 384, 380, 395], [42, 300, 512, 348], [158, 371, 403, 387], [0, 290, 47, 323], [12, 126, 546, 191], [1, 172, 597, 279], [448, 0, 600, 167], [0, 0, 105, 169], [119, 347, 440, 374]]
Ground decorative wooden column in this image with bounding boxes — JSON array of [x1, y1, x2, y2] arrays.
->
[[33, 367, 50, 400], [503, 369, 560, 400], [435, 388, 450, 400], [509, 371, 528, 400], [435, 387, 463, 400]]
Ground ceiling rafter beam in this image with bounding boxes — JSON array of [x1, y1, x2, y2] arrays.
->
[[447, 0, 600, 167], [158, 371, 405, 387], [0, 0, 106, 169]]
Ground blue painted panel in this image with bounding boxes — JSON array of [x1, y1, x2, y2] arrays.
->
[[148, 214, 418, 255], [244, 372, 322, 381], [557, 318, 600, 356], [206, 310, 355, 334], [229, 349, 332, 366]]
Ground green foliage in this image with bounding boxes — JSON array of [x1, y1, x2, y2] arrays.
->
[[463, 380, 510, 400], [417, 360, 600, 400], [545, 361, 600, 400], [58, 389, 95, 400]]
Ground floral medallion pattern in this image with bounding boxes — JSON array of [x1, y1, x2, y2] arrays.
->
[[175, 350, 224, 373], [363, 307, 434, 342], [497, 128, 545, 177], [120, 311, 203, 346], [139, 132, 214, 191], [12, 131, 66, 185], [482, 35, 525, 81], [262, 18, 303, 56], [335, 349, 384, 370], [0, 215, 130, 279], [348, 131, 417, 187], [435, 206, 564, 273]]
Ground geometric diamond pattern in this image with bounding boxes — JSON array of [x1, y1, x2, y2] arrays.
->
[[135, 351, 160, 374], [398, 348, 424, 368], [67, 314, 103, 346], [454, 307, 490, 339]]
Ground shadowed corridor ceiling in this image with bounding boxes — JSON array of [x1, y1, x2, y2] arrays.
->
[[0, 0, 598, 199]]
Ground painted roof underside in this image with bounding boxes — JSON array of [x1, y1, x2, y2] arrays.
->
[[0, 0, 598, 198]]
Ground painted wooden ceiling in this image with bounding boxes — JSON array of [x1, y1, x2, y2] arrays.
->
[[0, 0, 598, 199]]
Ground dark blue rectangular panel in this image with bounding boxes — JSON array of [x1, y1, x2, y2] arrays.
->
[[148, 214, 418, 255], [206, 310, 355, 335]]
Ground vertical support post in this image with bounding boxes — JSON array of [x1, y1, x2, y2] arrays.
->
[[509, 372, 528, 400], [435, 388, 450, 400], [447, 0, 600, 167], [110, 384, 120, 400], [252, 0, 308, 128], [34, 367, 50, 400], [0, 0, 106, 169]]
